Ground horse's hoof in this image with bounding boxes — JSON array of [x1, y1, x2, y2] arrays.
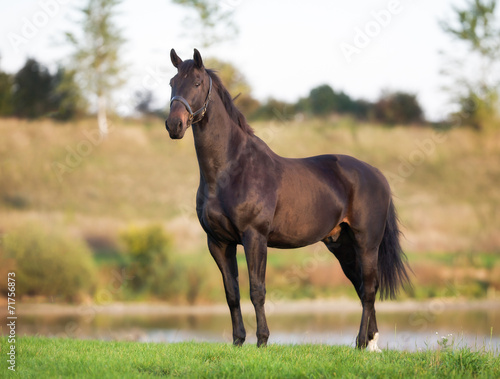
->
[[367, 332, 382, 353], [257, 338, 268, 348], [233, 338, 245, 347]]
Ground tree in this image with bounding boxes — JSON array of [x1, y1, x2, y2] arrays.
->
[[440, 0, 500, 130], [10, 58, 85, 120], [172, 0, 239, 47], [0, 69, 13, 116], [372, 91, 423, 125], [12, 58, 54, 119], [306, 84, 359, 116], [309, 84, 336, 116], [134, 90, 165, 119], [204, 57, 259, 116], [134, 90, 154, 116], [65, 0, 126, 136], [251, 98, 294, 121], [50, 67, 88, 121]]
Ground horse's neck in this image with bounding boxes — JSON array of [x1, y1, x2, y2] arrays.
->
[[192, 98, 249, 186]]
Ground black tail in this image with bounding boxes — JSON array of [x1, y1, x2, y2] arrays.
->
[[378, 198, 412, 300]]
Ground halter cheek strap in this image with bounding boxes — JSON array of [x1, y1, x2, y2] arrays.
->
[[170, 76, 213, 124]]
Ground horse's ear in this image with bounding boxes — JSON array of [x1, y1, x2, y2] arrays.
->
[[193, 48, 204, 69], [170, 49, 182, 69]]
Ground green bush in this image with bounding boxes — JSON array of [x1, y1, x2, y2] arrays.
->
[[0, 223, 97, 302], [120, 224, 173, 297]]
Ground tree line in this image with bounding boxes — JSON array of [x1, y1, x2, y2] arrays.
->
[[249, 85, 423, 125], [0, 55, 424, 125], [0, 57, 86, 120], [0, 0, 498, 130]]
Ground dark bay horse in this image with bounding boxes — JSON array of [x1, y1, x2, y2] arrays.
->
[[165, 49, 411, 351]]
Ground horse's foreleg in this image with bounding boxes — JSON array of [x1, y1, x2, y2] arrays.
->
[[242, 230, 269, 347], [207, 238, 246, 346]]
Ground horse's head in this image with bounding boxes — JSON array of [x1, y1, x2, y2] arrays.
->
[[165, 48, 212, 139]]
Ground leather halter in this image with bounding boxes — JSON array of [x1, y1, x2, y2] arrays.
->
[[170, 76, 213, 124]]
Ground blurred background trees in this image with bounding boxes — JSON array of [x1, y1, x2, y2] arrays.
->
[[440, 0, 500, 131], [0, 58, 85, 120], [11, 58, 54, 119], [0, 56, 14, 116], [65, 0, 126, 136], [172, 0, 239, 48], [0, 53, 431, 126], [0, 0, 498, 129], [371, 91, 423, 125]]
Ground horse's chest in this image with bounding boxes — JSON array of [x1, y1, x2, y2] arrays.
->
[[197, 196, 237, 242]]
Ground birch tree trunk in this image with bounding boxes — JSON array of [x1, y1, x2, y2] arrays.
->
[[97, 95, 108, 137]]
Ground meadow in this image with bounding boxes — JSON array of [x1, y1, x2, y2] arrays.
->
[[0, 117, 499, 302], [3, 336, 499, 378]]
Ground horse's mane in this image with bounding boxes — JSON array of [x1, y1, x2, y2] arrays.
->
[[206, 69, 254, 136]]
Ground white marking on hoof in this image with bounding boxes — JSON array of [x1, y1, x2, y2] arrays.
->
[[367, 332, 382, 353]]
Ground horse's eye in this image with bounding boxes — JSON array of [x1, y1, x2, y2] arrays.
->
[[195, 82, 201, 87]]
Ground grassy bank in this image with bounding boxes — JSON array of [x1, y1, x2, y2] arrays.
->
[[3, 337, 499, 378]]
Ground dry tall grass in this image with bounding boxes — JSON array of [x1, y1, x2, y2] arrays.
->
[[1, 116, 499, 256]]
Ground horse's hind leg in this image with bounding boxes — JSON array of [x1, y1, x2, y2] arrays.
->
[[355, 243, 381, 352], [323, 224, 381, 351], [323, 224, 362, 299]]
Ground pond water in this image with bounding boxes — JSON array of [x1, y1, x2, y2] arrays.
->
[[11, 300, 500, 351]]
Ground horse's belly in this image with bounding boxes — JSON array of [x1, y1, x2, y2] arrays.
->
[[267, 201, 343, 249]]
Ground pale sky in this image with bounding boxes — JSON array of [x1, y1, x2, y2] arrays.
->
[[0, 0, 475, 120]]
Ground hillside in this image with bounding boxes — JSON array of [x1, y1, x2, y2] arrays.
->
[[1, 117, 499, 250], [1, 117, 499, 301]]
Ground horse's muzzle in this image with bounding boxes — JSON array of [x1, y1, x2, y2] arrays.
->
[[165, 116, 188, 139]]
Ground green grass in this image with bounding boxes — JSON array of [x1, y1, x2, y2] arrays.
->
[[3, 337, 499, 378]]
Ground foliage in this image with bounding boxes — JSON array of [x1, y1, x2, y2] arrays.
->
[[294, 84, 372, 119], [120, 224, 174, 297], [4, 58, 85, 120], [204, 57, 260, 117], [371, 91, 424, 125], [250, 98, 295, 121], [172, 0, 239, 47], [250, 84, 376, 121], [0, 223, 97, 302], [65, 0, 126, 135], [0, 68, 13, 116], [9, 337, 500, 378], [11, 58, 55, 119], [441, 0, 500, 56], [50, 67, 88, 120], [134, 90, 165, 119], [308, 84, 337, 116], [119, 224, 208, 303], [440, 0, 500, 131], [306, 84, 357, 116]]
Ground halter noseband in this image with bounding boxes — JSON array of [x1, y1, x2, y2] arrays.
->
[[170, 76, 213, 124]]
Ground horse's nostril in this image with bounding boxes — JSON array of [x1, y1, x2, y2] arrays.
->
[[165, 119, 170, 131], [177, 120, 182, 129]]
